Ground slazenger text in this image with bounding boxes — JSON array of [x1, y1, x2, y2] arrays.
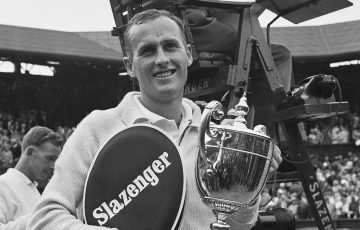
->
[[92, 152, 172, 225]]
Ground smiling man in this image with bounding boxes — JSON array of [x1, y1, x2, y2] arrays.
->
[[122, 13, 193, 125], [27, 9, 282, 230], [0, 126, 63, 230]]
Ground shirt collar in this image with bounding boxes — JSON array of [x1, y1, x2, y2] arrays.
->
[[120, 93, 195, 142], [7, 168, 38, 187], [133, 94, 171, 125], [118, 92, 200, 128], [121, 93, 193, 124]]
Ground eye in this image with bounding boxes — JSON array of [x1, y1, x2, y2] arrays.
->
[[164, 42, 180, 50], [47, 156, 58, 162], [138, 46, 155, 56]]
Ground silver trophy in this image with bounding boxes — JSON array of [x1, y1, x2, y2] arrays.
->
[[197, 93, 276, 230]]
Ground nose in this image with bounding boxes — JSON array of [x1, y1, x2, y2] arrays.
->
[[49, 162, 55, 170], [155, 48, 169, 66]]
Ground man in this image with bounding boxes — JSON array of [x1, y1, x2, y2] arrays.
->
[[28, 9, 282, 230], [0, 126, 63, 230]]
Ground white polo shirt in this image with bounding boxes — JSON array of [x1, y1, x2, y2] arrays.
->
[[0, 168, 41, 230]]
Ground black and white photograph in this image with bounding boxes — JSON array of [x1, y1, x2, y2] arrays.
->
[[0, 0, 360, 229]]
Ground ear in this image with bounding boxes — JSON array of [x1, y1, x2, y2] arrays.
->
[[186, 44, 194, 67], [123, 57, 135, 78], [25, 146, 34, 156]]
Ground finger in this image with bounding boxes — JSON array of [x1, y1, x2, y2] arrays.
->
[[269, 146, 282, 176], [269, 159, 279, 174], [273, 146, 283, 165], [274, 153, 282, 165]]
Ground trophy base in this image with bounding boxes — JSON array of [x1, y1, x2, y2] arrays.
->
[[210, 220, 230, 230], [203, 196, 248, 214], [209, 206, 236, 230]]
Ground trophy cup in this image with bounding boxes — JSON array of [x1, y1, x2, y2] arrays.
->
[[197, 92, 276, 230]]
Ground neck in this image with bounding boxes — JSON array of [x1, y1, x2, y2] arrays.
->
[[140, 95, 183, 126], [15, 158, 34, 182]]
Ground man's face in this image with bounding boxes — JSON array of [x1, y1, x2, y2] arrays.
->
[[29, 142, 61, 182], [125, 16, 193, 104]]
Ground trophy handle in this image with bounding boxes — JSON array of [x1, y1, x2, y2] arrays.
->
[[199, 101, 224, 170]]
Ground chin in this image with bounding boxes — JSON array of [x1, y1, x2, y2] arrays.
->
[[158, 89, 183, 100], [158, 84, 184, 95]]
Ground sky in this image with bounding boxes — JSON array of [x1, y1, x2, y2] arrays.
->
[[0, 0, 359, 32]]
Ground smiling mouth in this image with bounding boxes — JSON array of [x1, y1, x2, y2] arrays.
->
[[153, 70, 175, 78]]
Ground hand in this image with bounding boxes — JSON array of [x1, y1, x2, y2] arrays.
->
[[269, 145, 282, 175]]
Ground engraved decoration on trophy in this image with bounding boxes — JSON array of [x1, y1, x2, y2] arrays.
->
[[196, 92, 276, 230]]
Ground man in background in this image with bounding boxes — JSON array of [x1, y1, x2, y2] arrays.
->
[[0, 126, 63, 230]]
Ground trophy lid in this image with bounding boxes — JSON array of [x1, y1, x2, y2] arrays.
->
[[210, 123, 276, 143], [210, 92, 276, 143]]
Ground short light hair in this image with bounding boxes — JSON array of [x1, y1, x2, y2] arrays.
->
[[21, 126, 63, 152], [123, 9, 186, 61]]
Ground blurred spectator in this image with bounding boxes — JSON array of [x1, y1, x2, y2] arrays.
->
[[352, 124, 360, 146], [348, 194, 360, 218], [10, 138, 22, 163], [287, 192, 299, 217], [308, 124, 324, 144], [0, 142, 13, 168], [297, 195, 312, 219], [330, 119, 350, 144]]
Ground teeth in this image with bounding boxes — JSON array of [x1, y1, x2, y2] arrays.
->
[[154, 70, 172, 78]]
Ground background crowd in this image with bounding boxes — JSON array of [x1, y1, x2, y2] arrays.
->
[[0, 109, 74, 167], [306, 108, 360, 146], [0, 74, 120, 167], [264, 150, 360, 220], [262, 109, 360, 220]]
